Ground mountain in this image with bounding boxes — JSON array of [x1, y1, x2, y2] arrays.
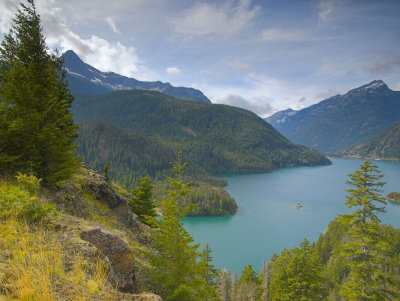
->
[[72, 90, 331, 176], [62, 50, 211, 103], [339, 118, 400, 160], [266, 80, 400, 153]]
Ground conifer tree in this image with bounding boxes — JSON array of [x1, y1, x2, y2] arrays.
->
[[0, 0, 79, 185], [128, 175, 156, 224], [238, 265, 261, 300], [103, 162, 110, 183], [337, 160, 394, 299], [147, 152, 219, 300], [269, 239, 323, 300]]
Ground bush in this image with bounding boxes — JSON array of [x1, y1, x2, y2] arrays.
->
[[0, 173, 56, 223]]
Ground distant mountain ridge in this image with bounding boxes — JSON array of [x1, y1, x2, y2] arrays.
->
[[266, 80, 400, 153], [62, 50, 211, 103], [340, 118, 400, 160]]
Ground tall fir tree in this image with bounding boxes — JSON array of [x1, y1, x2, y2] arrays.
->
[[147, 152, 218, 300], [0, 0, 79, 185], [337, 160, 394, 300], [269, 239, 324, 300]]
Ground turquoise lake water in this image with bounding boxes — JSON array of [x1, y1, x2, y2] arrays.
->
[[182, 158, 400, 274]]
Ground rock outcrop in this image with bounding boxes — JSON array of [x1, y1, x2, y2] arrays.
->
[[83, 181, 125, 209], [81, 227, 136, 292]]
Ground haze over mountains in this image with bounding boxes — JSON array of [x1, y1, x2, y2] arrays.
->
[[63, 50, 211, 103], [266, 80, 400, 153]]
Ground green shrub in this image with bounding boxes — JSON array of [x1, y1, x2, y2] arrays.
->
[[0, 174, 56, 223]]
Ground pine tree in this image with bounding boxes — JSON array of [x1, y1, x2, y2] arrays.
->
[[103, 162, 110, 183], [128, 175, 156, 224], [269, 239, 323, 300], [238, 265, 261, 301], [0, 0, 79, 185], [337, 161, 394, 299], [147, 152, 218, 300]]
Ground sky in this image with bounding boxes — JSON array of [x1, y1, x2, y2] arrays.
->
[[1, 0, 400, 117]]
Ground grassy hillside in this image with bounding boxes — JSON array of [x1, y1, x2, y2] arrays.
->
[[73, 90, 331, 176], [340, 119, 400, 160], [0, 169, 161, 300]]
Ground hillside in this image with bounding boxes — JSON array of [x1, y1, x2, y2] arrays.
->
[[339, 118, 400, 160], [77, 120, 177, 185], [0, 168, 162, 300], [76, 120, 238, 216], [72, 90, 331, 175], [63, 50, 211, 103], [266, 80, 400, 153]]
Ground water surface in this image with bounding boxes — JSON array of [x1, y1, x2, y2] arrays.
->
[[183, 158, 400, 274]]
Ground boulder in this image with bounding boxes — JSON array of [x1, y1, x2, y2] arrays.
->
[[83, 182, 125, 209], [80, 227, 135, 292]]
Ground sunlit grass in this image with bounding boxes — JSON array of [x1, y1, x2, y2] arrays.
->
[[0, 216, 114, 300]]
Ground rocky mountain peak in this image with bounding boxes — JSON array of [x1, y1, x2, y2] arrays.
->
[[349, 80, 389, 94]]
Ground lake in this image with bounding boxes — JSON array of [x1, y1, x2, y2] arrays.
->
[[183, 158, 400, 274]]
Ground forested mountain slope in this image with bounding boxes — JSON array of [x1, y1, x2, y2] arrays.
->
[[72, 90, 331, 176], [340, 118, 400, 160]]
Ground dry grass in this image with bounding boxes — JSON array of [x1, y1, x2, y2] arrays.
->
[[0, 217, 115, 300]]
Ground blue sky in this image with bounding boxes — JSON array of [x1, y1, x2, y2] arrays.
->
[[1, 0, 400, 116]]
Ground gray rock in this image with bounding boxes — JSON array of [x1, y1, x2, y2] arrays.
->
[[80, 227, 136, 292], [83, 182, 125, 209], [127, 212, 139, 227]]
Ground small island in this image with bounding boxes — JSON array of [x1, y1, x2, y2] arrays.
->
[[387, 192, 400, 203]]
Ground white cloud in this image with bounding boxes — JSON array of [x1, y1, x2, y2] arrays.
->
[[1, 0, 146, 79], [261, 28, 306, 42], [363, 50, 400, 76], [318, 0, 337, 23], [166, 66, 181, 75], [169, 0, 260, 38], [214, 94, 274, 117], [43, 16, 142, 77], [391, 82, 400, 91], [0, 0, 18, 33], [105, 17, 120, 35], [225, 59, 252, 74]]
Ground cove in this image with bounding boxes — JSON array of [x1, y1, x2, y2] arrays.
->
[[182, 158, 400, 274]]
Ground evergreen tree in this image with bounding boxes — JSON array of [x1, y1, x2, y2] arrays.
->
[[128, 175, 156, 224], [147, 152, 218, 300], [103, 162, 110, 183], [0, 0, 79, 185], [238, 265, 261, 301], [337, 160, 394, 299], [269, 239, 323, 300], [200, 244, 217, 286]]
